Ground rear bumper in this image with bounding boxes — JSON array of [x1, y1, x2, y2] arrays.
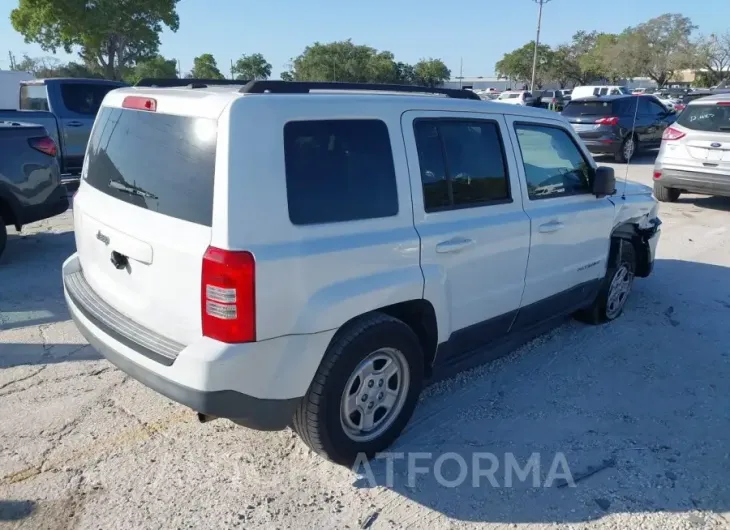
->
[[655, 167, 730, 196], [19, 184, 69, 226], [62, 253, 335, 430]]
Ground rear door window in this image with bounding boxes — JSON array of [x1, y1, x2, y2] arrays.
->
[[414, 119, 511, 211], [84, 107, 218, 226], [283, 119, 399, 225], [61, 84, 119, 115], [677, 104, 730, 132], [19, 85, 49, 111]]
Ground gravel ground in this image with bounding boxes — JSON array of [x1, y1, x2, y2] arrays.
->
[[1, 154, 730, 530]]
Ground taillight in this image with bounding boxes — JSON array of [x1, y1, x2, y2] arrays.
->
[[122, 96, 157, 112], [675, 104, 685, 111], [662, 127, 685, 141], [595, 116, 619, 126], [28, 136, 57, 157], [653, 171, 662, 180], [717, 101, 730, 107], [201, 247, 256, 343]]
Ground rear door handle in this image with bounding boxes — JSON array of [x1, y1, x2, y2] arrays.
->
[[66, 121, 83, 127], [436, 237, 475, 254], [539, 220, 565, 233]]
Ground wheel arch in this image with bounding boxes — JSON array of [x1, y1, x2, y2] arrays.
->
[[610, 222, 651, 277]]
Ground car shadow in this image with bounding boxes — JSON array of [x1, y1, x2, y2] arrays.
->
[[0, 500, 36, 521], [593, 152, 658, 166], [675, 195, 730, 212], [351, 258, 730, 524], [1, 229, 75, 331]]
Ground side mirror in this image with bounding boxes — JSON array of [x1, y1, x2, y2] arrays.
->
[[593, 166, 616, 197]]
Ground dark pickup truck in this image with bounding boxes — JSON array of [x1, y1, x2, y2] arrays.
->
[[0, 120, 69, 258], [0, 78, 126, 175]]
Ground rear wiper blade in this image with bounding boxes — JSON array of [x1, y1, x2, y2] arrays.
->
[[109, 179, 158, 200]]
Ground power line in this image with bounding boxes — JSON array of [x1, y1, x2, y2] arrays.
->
[[530, 0, 552, 92]]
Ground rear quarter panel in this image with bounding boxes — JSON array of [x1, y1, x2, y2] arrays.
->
[[220, 96, 424, 341]]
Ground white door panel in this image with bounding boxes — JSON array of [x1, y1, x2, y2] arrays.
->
[[402, 111, 531, 344], [505, 115, 616, 310]]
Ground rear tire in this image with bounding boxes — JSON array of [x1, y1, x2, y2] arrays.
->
[[576, 240, 636, 325], [292, 313, 424, 466], [615, 135, 637, 163], [653, 182, 680, 202]]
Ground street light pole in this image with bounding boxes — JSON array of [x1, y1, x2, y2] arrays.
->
[[530, 0, 551, 92]]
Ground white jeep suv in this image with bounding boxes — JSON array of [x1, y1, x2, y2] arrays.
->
[[63, 80, 661, 465]]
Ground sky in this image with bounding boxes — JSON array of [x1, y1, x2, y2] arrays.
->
[[0, 0, 726, 78]]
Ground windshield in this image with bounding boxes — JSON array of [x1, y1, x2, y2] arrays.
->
[[617, 86, 631, 95], [676, 104, 730, 132], [499, 93, 520, 99]]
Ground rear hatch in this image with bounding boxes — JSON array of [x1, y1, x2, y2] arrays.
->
[[667, 101, 730, 172], [563, 99, 619, 138], [73, 89, 226, 344]]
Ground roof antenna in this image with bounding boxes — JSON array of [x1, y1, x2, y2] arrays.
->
[[621, 89, 641, 200]]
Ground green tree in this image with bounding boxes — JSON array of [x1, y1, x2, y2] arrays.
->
[[495, 42, 552, 87], [623, 14, 697, 86], [394, 62, 416, 84], [130, 55, 178, 83], [567, 31, 605, 84], [231, 53, 272, 81], [10, 0, 180, 81], [413, 58, 451, 87], [694, 32, 730, 86], [57, 62, 102, 78], [284, 40, 401, 83], [546, 45, 579, 88], [189, 54, 224, 79], [11, 54, 61, 77]]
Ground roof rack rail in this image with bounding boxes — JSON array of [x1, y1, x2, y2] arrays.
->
[[238, 80, 481, 100], [135, 78, 248, 88]]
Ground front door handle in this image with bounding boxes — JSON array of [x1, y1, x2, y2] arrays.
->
[[436, 237, 475, 254], [539, 220, 565, 233], [66, 121, 83, 127]]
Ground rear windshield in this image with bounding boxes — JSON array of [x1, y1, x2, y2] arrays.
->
[[500, 93, 520, 99], [84, 107, 218, 226], [676, 104, 730, 132], [562, 100, 615, 117]]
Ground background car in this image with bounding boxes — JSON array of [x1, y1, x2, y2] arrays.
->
[[653, 94, 730, 202], [534, 89, 566, 111], [562, 94, 676, 162], [496, 90, 536, 106]]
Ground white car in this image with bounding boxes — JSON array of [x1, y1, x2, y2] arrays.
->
[[63, 81, 662, 465], [497, 90, 535, 106]]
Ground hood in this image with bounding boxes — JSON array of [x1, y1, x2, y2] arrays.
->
[[614, 180, 652, 196]]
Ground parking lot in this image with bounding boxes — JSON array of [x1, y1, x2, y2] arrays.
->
[[1, 155, 730, 530]]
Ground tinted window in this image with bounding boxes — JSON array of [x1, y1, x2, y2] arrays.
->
[[284, 119, 398, 225], [562, 100, 615, 117], [637, 97, 653, 114], [85, 107, 218, 226], [646, 98, 667, 115], [618, 97, 638, 115], [19, 85, 49, 111], [514, 124, 592, 200], [61, 83, 119, 115], [677, 104, 730, 132], [414, 120, 510, 211]]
